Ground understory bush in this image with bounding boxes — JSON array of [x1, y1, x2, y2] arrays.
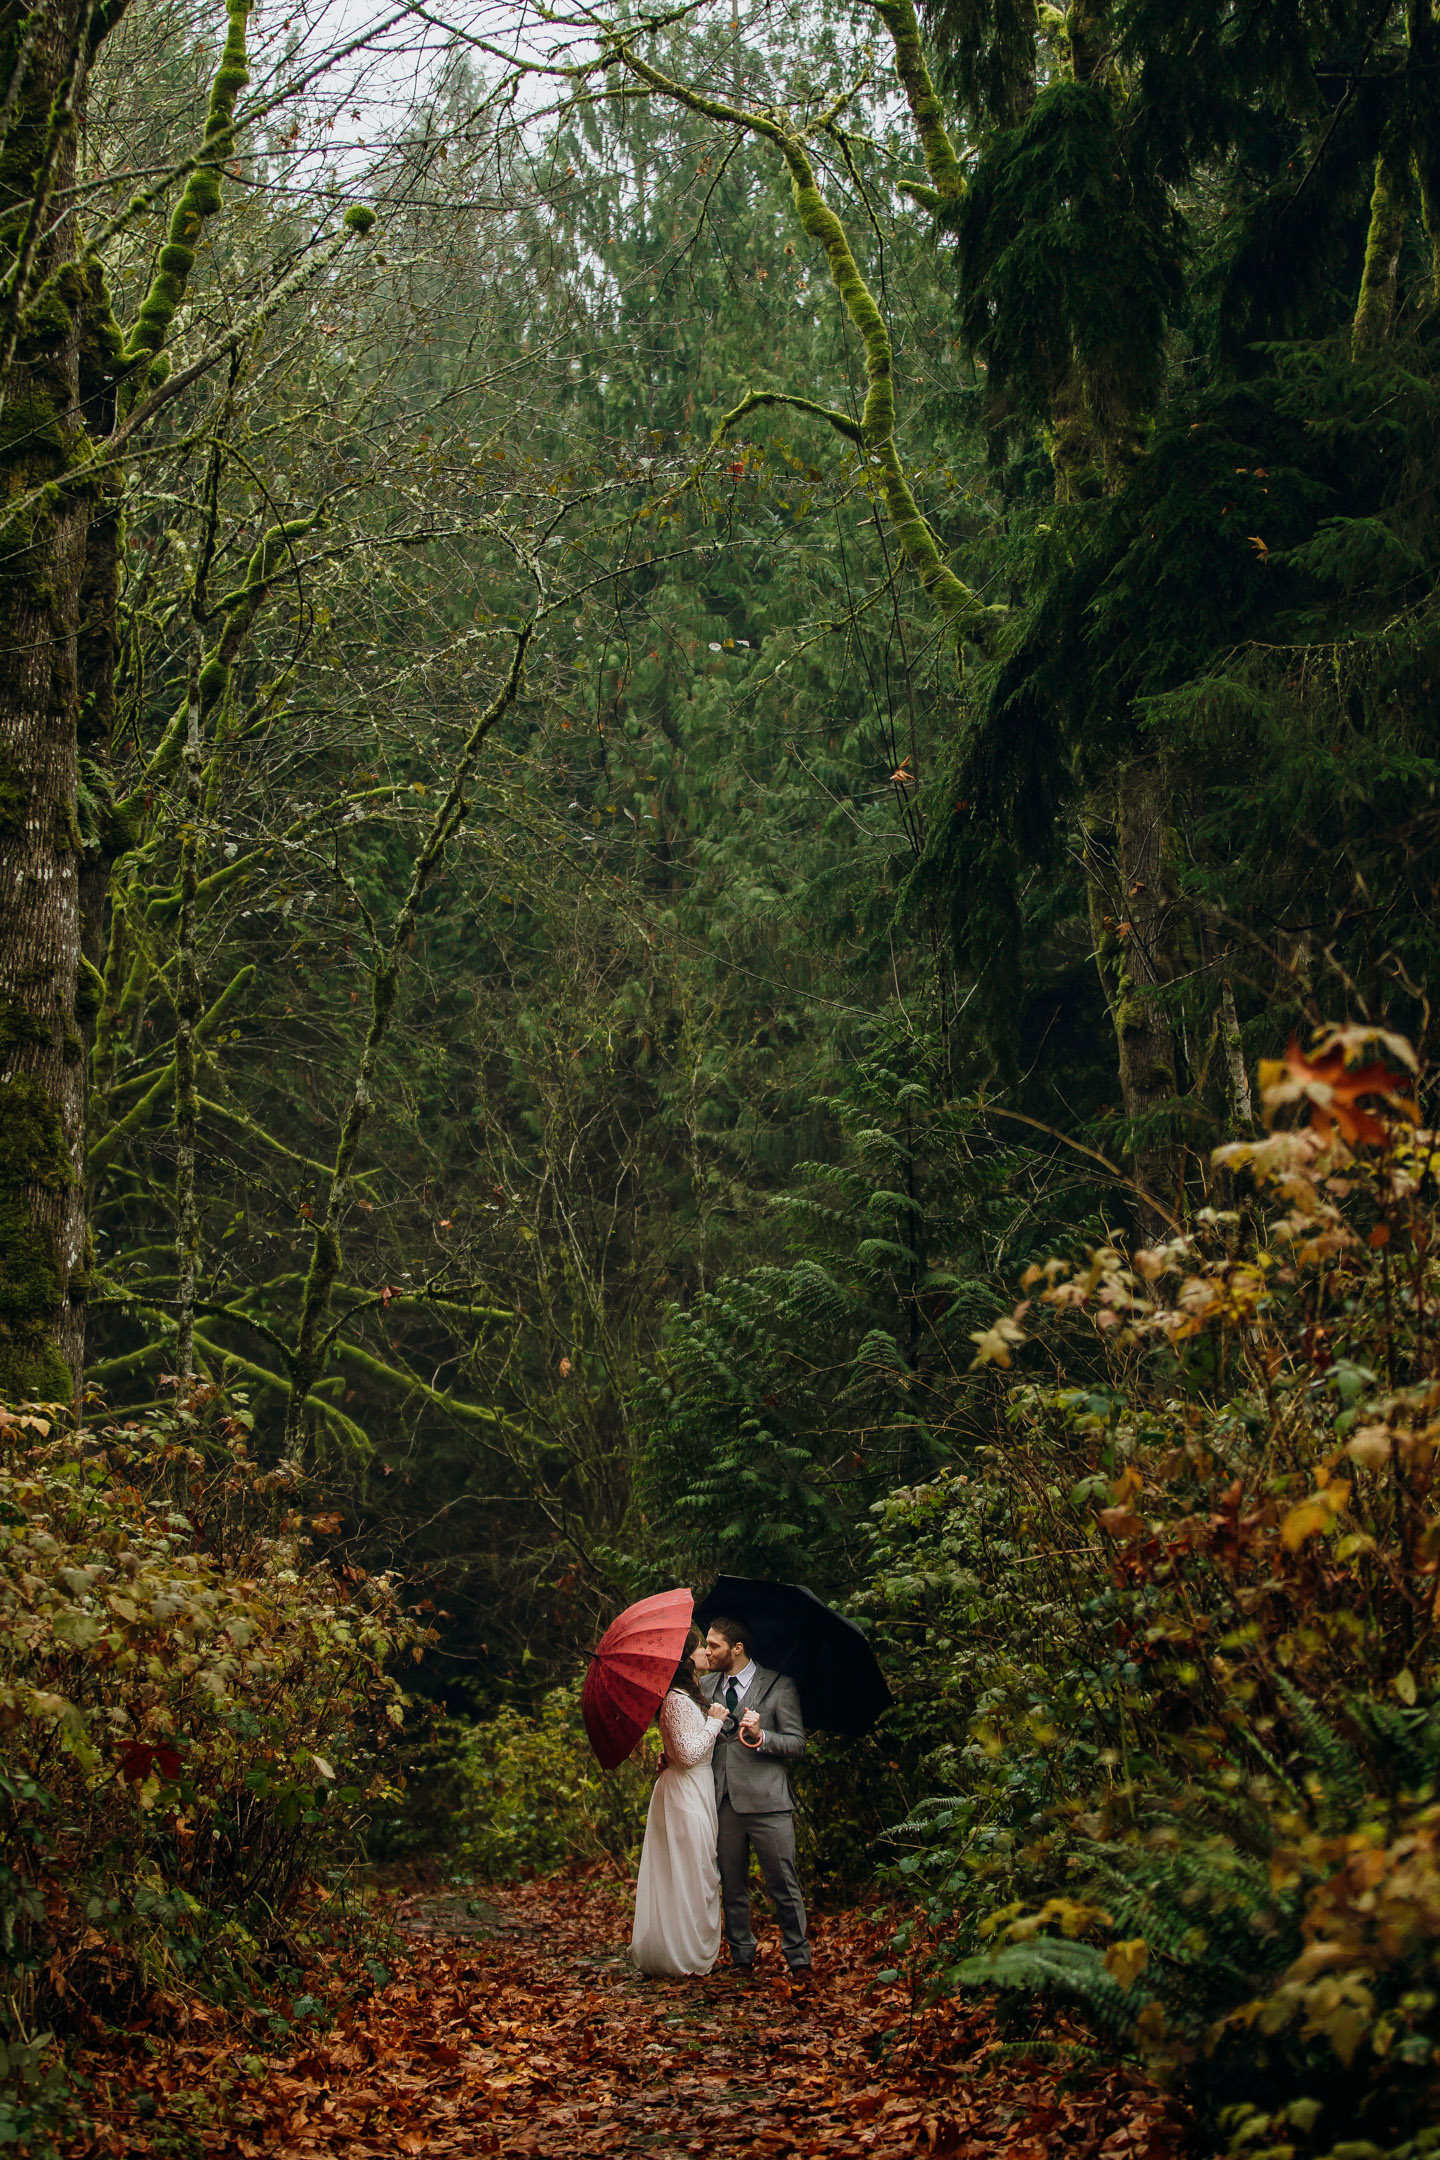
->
[[451, 1680, 656, 1879], [867, 1027, 1440, 2158], [441, 1674, 899, 1897], [0, 1389, 417, 2147]]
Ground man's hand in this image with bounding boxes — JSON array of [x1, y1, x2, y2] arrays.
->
[[739, 1708, 762, 1745]]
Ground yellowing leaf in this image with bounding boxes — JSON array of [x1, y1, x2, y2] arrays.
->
[[1346, 1425, 1392, 1470], [1134, 2000, 1168, 2046], [1280, 1499, 1328, 1548], [969, 1316, 1026, 1369], [1281, 1483, 1349, 1549], [1104, 1938, 1150, 1989]]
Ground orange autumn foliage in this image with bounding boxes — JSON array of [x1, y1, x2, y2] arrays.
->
[[64, 1873, 1182, 2159]]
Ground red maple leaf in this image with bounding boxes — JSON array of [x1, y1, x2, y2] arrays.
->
[[118, 1741, 182, 1785]]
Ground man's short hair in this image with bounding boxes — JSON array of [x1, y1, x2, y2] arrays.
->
[[706, 1614, 747, 1653]]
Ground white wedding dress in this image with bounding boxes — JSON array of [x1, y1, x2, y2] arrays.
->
[[630, 1690, 722, 1976]]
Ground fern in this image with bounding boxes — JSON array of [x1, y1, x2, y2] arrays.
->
[[1346, 1697, 1440, 1795], [632, 1030, 1013, 1578], [955, 1937, 1149, 2049], [1275, 1677, 1370, 1826]]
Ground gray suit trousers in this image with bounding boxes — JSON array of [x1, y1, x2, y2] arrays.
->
[[717, 1798, 810, 1970]]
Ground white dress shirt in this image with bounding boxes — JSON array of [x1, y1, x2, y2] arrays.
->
[[724, 1658, 763, 1748]]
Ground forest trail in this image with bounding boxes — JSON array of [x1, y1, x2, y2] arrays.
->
[[71, 1875, 1182, 2159]]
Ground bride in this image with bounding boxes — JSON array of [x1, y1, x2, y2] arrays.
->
[[631, 1627, 727, 1976]]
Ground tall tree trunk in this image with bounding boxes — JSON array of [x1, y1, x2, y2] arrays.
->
[[1033, 1, 1188, 1219], [1085, 762, 1184, 1230], [1113, 761, 1183, 1221], [0, 1, 96, 1400], [1353, 141, 1409, 354], [1219, 977, 1253, 1132]]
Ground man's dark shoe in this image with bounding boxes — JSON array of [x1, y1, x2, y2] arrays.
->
[[786, 1966, 814, 1988], [730, 1960, 756, 1979]]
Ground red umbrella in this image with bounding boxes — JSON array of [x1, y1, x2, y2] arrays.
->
[[582, 1586, 694, 1770]]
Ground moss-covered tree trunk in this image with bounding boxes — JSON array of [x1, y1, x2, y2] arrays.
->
[[1085, 761, 1184, 1228], [1111, 760, 1184, 1219], [0, 0, 256, 1398], [0, 0, 100, 1399], [1353, 142, 1410, 355]]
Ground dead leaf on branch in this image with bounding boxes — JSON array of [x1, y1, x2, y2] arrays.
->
[[1258, 1034, 1418, 1151]]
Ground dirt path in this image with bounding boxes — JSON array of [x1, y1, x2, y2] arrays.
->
[[72, 1875, 1183, 2158]]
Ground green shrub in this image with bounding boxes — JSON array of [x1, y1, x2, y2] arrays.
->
[[366, 1707, 475, 1863], [430, 1680, 899, 1901], [452, 1680, 656, 1880]]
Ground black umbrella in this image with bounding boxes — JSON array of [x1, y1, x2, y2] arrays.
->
[[693, 1575, 892, 1737]]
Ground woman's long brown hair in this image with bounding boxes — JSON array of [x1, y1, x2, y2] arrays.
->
[[664, 1624, 705, 1710]]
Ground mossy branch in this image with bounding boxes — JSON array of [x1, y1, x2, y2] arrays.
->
[[867, 0, 966, 204], [779, 133, 990, 630], [611, 38, 995, 641], [192, 1097, 381, 1198], [120, 0, 251, 396], [88, 963, 254, 1173], [140, 787, 402, 922], [121, 510, 325, 814], [0, 7, 45, 167], [88, 1308, 521, 1456], [713, 387, 861, 445], [217, 1273, 513, 1324], [91, 891, 128, 1097], [85, 1309, 373, 1451], [0, 214, 379, 542], [330, 1338, 528, 1438]]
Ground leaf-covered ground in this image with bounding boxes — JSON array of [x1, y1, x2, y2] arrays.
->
[[67, 1875, 1184, 2157]]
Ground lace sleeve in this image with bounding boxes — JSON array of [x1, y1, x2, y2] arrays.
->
[[658, 1690, 719, 1769]]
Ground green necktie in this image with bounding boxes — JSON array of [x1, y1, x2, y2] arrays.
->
[[725, 1676, 739, 1716]]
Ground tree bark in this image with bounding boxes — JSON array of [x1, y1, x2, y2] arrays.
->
[[173, 632, 204, 1384], [1084, 763, 1184, 1231], [0, 0, 96, 1400], [1353, 142, 1409, 355], [1219, 977, 1253, 1132], [1112, 761, 1183, 1222]]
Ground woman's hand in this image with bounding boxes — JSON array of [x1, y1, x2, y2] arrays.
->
[[706, 1700, 727, 1722]]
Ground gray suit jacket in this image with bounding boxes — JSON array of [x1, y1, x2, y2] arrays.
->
[[702, 1662, 805, 1815]]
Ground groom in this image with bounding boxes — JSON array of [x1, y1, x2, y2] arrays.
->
[[700, 1617, 811, 1978]]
